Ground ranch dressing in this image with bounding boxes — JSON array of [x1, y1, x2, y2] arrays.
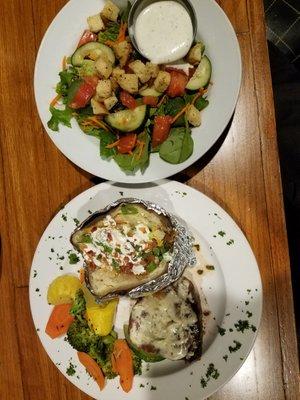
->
[[134, 1, 193, 64]]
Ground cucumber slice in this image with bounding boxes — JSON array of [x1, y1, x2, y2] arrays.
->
[[124, 325, 164, 363], [139, 87, 161, 97], [105, 105, 147, 132], [71, 42, 115, 66], [186, 56, 212, 90]]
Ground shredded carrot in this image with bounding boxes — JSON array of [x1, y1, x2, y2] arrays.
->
[[50, 94, 62, 107], [117, 22, 127, 43], [172, 105, 189, 124], [81, 116, 110, 132], [157, 94, 167, 108], [62, 56, 67, 70], [77, 352, 105, 391], [106, 139, 120, 149], [105, 40, 116, 47], [136, 140, 145, 160], [191, 88, 205, 106]]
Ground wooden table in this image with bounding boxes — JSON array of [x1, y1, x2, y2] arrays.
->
[[0, 0, 299, 398]]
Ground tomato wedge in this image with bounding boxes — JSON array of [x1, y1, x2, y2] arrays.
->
[[142, 96, 158, 106], [77, 30, 98, 48], [69, 81, 96, 109], [83, 75, 99, 89], [117, 133, 137, 154], [152, 115, 173, 148], [120, 91, 137, 110], [166, 69, 188, 98]]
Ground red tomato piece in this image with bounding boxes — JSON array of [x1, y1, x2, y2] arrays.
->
[[142, 96, 158, 106], [120, 91, 137, 110], [69, 82, 95, 109], [152, 115, 173, 148], [117, 133, 137, 154], [166, 69, 188, 98], [77, 30, 98, 48], [83, 75, 99, 89]]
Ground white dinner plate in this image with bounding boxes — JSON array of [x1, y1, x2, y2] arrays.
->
[[29, 180, 262, 399], [34, 0, 241, 183]]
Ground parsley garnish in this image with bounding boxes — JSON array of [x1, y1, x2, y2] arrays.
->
[[80, 234, 92, 244], [146, 262, 157, 273], [68, 253, 80, 264], [66, 362, 76, 376], [218, 326, 226, 336], [229, 340, 242, 353]]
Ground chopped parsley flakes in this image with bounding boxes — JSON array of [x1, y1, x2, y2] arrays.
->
[[66, 362, 76, 376], [68, 253, 80, 264], [229, 340, 242, 353]]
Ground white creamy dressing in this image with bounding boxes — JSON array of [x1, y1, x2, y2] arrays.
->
[[130, 278, 198, 360], [82, 214, 170, 275], [134, 1, 193, 64]]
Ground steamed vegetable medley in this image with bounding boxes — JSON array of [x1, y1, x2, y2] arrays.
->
[[48, 0, 212, 172], [46, 274, 141, 393]]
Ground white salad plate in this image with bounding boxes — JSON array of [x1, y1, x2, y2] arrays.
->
[[29, 180, 262, 400], [34, 0, 241, 183]]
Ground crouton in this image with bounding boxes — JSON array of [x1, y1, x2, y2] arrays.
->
[[96, 79, 112, 99], [110, 76, 119, 91], [104, 94, 118, 110], [95, 57, 113, 79], [91, 98, 109, 115], [113, 41, 132, 67], [117, 74, 139, 94], [112, 67, 125, 80], [87, 14, 105, 33], [101, 0, 120, 22], [146, 62, 160, 78], [153, 71, 171, 93], [186, 43, 204, 65], [186, 104, 201, 126], [129, 60, 151, 83]]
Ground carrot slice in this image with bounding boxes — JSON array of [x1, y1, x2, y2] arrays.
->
[[77, 352, 105, 391], [112, 339, 134, 393], [45, 303, 74, 339]]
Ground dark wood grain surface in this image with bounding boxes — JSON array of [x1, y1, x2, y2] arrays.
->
[[0, 0, 299, 398]]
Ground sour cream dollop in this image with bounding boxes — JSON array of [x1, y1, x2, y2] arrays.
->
[[134, 1, 194, 64]]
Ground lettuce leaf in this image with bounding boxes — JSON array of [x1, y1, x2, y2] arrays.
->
[[47, 106, 73, 132]]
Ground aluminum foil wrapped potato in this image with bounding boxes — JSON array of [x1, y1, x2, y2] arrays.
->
[[71, 199, 196, 302]]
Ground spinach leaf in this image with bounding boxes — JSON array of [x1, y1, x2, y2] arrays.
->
[[120, 1, 132, 22], [121, 204, 138, 215], [159, 127, 193, 164], [114, 131, 150, 172], [47, 106, 73, 132], [194, 96, 209, 111], [99, 130, 117, 158], [164, 97, 185, 116], [184, 94, 209, 111], [98, 22, 120, 43]]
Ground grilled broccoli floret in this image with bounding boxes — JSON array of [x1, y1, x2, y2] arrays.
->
[[89, 333, 117, 379], [132, 353, 142, 375], [67, 319, 98, 352], [70, 289, 86, 320]]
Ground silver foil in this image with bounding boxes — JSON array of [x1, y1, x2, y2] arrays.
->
[[71, 198, 196, 303]]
